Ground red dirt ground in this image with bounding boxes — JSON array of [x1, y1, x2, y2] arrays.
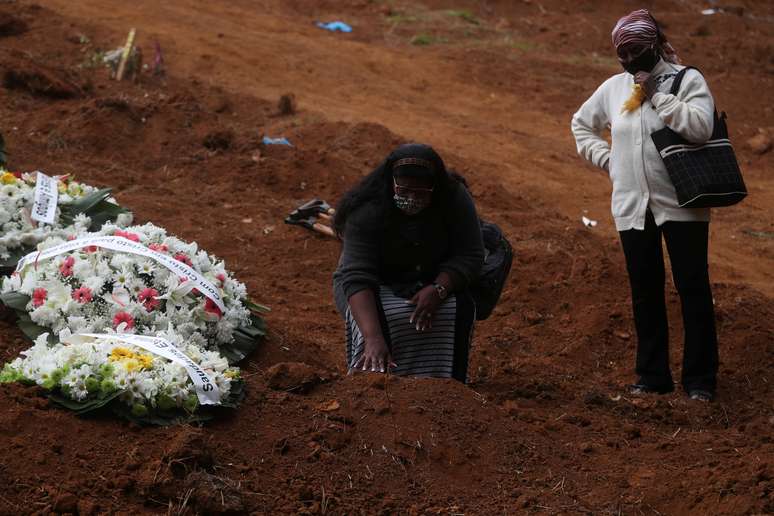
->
[[0, 1, 772, 514]]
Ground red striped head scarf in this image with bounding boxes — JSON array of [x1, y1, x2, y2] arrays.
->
[[611, 9, 681, 64]]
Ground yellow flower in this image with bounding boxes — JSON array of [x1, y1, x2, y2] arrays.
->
[[137, 354, 154, 369], [109, 347, 154, 371], [109, 347, 134, 361], [123, 358, 142, 372], [1, 172, 17, 185]]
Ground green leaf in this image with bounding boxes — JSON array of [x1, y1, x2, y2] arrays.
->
[[221, 316, 265, 364], [220, 379, 245, 408], [47, 389, 123, 414], [0, 248, 25, 268], [62, 188, 112, 214], [111, 403, 215, 426], [245, 300, 270, 313], [59, 188, 131, 227], [0, 292, 30, 311], [84, 201, 130, 230], [17, 318, 53, 344]]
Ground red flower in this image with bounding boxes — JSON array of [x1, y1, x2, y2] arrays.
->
[[71, 286, 93, 304], [32, 288, 47, 308], [59, 256, 75, 277], [83, 245, 99, 253], [138, 288, 160, 312], [114, 230, 140, 242], [204, 298, 223, 318], [12, 171, 21, 179], [174, 253, 192, 266], [113, 311, 135, 330], [216, 273, 226, 286], [148, 243, 169, 253]]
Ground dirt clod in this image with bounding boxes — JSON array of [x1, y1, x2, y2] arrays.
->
[[747, 130, 772, 155], [203, 129, 234, 151], [266, 362, 321, 393], [278, 93, 297, 115]]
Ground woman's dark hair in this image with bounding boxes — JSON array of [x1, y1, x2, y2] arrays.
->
[[333, 143, 465, 236]]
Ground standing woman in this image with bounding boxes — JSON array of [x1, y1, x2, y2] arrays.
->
[[571, 9, 719, 401], [332, 143, 484, 382]]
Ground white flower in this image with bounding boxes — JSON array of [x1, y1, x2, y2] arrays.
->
[[7, 222, 256, 351], [112, 266, 135, 290], [116, 212, 133, 227], [1, 185, 19, 199]]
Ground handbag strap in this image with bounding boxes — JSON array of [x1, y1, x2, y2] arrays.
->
[[668, 65, 725, 121], [669, 65, 700, 95]]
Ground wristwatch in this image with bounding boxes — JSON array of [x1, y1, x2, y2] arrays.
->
[[433, 283, 448, 300]]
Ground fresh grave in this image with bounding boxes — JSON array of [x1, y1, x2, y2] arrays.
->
[[0, 223, 268, 423]]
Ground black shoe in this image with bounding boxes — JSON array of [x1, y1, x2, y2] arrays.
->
[[628, 383, 674, 395], [688, 389, 714, 402]]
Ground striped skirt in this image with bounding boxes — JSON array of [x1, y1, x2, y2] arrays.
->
[[345, 286, 475, 382]]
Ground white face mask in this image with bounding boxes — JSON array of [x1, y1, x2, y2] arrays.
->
[[393, 178, 433, 215], [394, 194, 430, 215]]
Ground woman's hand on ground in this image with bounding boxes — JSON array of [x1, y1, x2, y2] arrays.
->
[[353, 335, 395, 373], [407, 285, 442, 332]]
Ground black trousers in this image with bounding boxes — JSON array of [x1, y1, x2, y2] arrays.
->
[[619, 211, 718, 392]]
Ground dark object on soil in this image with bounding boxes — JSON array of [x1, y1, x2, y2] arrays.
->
[[185, 470, 245, 513], [278, 92, 297, 115], [203, 129, 234, 151], [470, 220, 513, 320], [0, 132, 6, 168], [0, 13, 28, 38], [1, 53, 82, 99], [285, 199, 336, 237], [153, 40, 165, 76], [266, 362, 321, 393]]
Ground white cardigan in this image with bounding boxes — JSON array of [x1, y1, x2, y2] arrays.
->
[[571, 59, 715, 231]]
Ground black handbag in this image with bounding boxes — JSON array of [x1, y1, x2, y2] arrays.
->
[[650, 66, 747, 208], [470, 220, 513, 320]]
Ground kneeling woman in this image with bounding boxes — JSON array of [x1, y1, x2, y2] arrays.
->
[[332, 143, 484, 382]]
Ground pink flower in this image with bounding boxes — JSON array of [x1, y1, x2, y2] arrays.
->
[[32, 288, 47, 308], [114, 230, 140, 242], [148, 243, 169, 253], [71, 287, 93, 304], [138, 288, 160, 312], [83, 245, 99, 253], [174, 253, 192, 266], [59, 256, 75, 277], [204, 298, 223, 318], [216, 273, 226, 285], [113, 311, 135, 330]]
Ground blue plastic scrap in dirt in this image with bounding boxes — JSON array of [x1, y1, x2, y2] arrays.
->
[[316, 21, 352, 33], [262, 136, 292, 146]]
